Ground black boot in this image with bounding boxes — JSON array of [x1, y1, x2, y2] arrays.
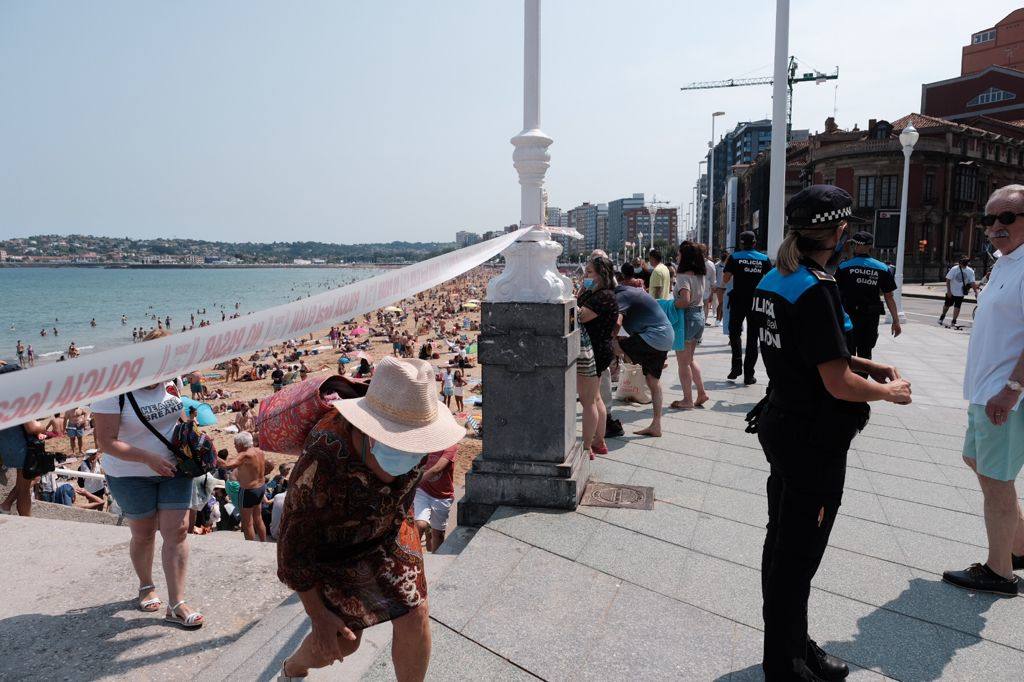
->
[[805, 639, 849, 681]]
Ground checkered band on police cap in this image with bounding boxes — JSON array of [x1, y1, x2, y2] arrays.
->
[[786, 184, 855, 229]]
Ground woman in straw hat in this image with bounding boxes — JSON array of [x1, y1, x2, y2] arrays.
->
[[276, 356, 465, 680]]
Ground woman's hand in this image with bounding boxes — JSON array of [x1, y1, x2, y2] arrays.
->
[[144, 452, 176, 478], [310, 609, 357, 661], [884, 379, 913, 405]]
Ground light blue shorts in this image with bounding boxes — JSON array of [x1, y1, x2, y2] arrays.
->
[[106, 475, 192, 519], [963, 404, 1024, 482]]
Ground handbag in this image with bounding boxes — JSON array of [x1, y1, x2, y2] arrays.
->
[[21, 430, 56, 479], [615, 362, 653, 404], [119, 392, 215, 478]]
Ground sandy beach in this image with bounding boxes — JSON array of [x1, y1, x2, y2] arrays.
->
[[34, 266, 494, 512]]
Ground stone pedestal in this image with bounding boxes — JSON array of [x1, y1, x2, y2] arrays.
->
[[458, 299, 589, 527]]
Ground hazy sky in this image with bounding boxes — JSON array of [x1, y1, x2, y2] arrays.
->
[[2, 1, 1019, 244]]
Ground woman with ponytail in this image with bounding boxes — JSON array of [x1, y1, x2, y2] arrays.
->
[[749, 185, 913, 681]]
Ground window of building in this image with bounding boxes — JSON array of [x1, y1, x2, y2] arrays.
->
[[878, 175, 899, 208], [924, 173, 935, 202], [857, 176, 876, 208], [955, 166, 977, 204], [972, 29, 996, 44], [967, 87, 1017, 107]]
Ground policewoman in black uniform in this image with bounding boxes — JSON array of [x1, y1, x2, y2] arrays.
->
[[836, 231, 901, 359], [723, 230, 772, 384], [748, 186, 913, 681]]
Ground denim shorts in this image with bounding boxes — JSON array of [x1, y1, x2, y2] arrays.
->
[[66, 426, 84, 438], [684, 308, 705, 345], [106, 475, 192, 519]]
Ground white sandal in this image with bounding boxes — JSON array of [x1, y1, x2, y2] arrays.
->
[[138, 585, 162, 612], [165, 601, 204, 629]]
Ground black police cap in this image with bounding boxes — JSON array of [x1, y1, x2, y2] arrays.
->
[[850, 231, 874, 246], [738, 230, 756, 245], [786, 184, 858, 229]]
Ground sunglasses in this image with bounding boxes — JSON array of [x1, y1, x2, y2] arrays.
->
[[980, 211, 1024, 227]]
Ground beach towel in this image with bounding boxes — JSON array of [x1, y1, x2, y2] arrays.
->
[[656, 299, 686, 352]]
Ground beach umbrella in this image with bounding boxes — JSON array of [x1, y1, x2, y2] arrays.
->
[[383, 306, 403, 313], [179, 397, 217, 427], [466, 299, 481, 305]]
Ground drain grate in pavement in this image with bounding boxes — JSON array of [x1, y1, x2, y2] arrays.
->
[[580, 482, 654, 510]]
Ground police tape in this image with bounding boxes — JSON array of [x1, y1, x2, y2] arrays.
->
[[0, 227, 531, 431]]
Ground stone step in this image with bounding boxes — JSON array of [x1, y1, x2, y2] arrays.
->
[[0, 514, 290, 681], [199, 527, 475, 681]]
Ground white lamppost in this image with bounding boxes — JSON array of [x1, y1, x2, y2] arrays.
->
[[893, 123, 918, 322], [487, 0, 573, 303], [707, 112, 725, 249], [766, 0, 790, 259]]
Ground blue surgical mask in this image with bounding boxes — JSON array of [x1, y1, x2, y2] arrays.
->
[[370, 440, 425, 476], [583, 278, 595, 289]]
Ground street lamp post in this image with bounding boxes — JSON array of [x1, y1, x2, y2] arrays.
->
[[707, 112, 725, 251], [893, 123, 918, 322]]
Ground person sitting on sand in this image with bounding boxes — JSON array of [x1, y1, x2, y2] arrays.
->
[[216, 432, 268, 542]]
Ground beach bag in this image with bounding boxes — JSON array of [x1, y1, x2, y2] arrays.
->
[[616, 363, 652, 404], [257, 374, 369, 455]]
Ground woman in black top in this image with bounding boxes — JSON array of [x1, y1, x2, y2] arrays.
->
[[577, 256, 619, 458]]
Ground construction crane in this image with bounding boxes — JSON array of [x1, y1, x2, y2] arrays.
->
[[680, 56, 838, 131]]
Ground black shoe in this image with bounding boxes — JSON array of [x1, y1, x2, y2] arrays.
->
[[806, 639, 849, 681], [728, 368, 741, 381], [605, 419, 625, 438], [1014, 554, 1024, 571], [942, 562, 1019, 596], [744, 376, 757, 385]]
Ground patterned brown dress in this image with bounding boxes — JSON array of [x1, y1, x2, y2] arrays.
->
[[277, 412, 427, 630]]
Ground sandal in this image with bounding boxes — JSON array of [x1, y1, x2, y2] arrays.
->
[[279, 658, 308, 680], [591, 441, 609, 455], [165, 601, 204, 629], [138, 585, 162, 612], [670, 400, 694, 410]]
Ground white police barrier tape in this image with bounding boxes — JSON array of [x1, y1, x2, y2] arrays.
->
[[0, 227, 530, 431]]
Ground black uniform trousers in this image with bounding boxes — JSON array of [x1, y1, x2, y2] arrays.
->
[[757, 402, 861, 680], [728, 294, 760, 378], [846, 312, 880, 360]]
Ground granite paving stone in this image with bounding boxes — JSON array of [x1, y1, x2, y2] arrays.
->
[[459, 547, 622, 682]]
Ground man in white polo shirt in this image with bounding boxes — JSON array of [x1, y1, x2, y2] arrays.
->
[[943, 185, 1024, 596]]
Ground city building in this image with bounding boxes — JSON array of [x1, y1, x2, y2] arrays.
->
[[922, 9, 1024, 122], [962, 9, 1024, 76], [732, 114, 1024, 280], [703, 121, 807, 244], [607, 193, 645, 253], [455, 231, 481, 247], [570, 202, 600, 252]]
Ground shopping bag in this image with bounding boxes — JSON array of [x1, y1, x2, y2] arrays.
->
[[615, 362, 652, 404]]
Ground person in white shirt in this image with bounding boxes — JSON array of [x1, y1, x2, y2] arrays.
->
[[91, 330, 204, 629], [943, 185, 1024, 597], [714, 251, 728, 325], [938, 256, 980, 327]]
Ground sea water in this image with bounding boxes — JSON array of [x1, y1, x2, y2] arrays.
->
[[0, 267, 381, 363]]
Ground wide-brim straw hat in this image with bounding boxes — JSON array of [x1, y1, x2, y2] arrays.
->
[[333, 356, 464, 452]]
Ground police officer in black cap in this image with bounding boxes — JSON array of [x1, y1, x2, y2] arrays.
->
[[748, 185, 912, 681], [836, 231, 901, 359], [723, 230, 772, 384]]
